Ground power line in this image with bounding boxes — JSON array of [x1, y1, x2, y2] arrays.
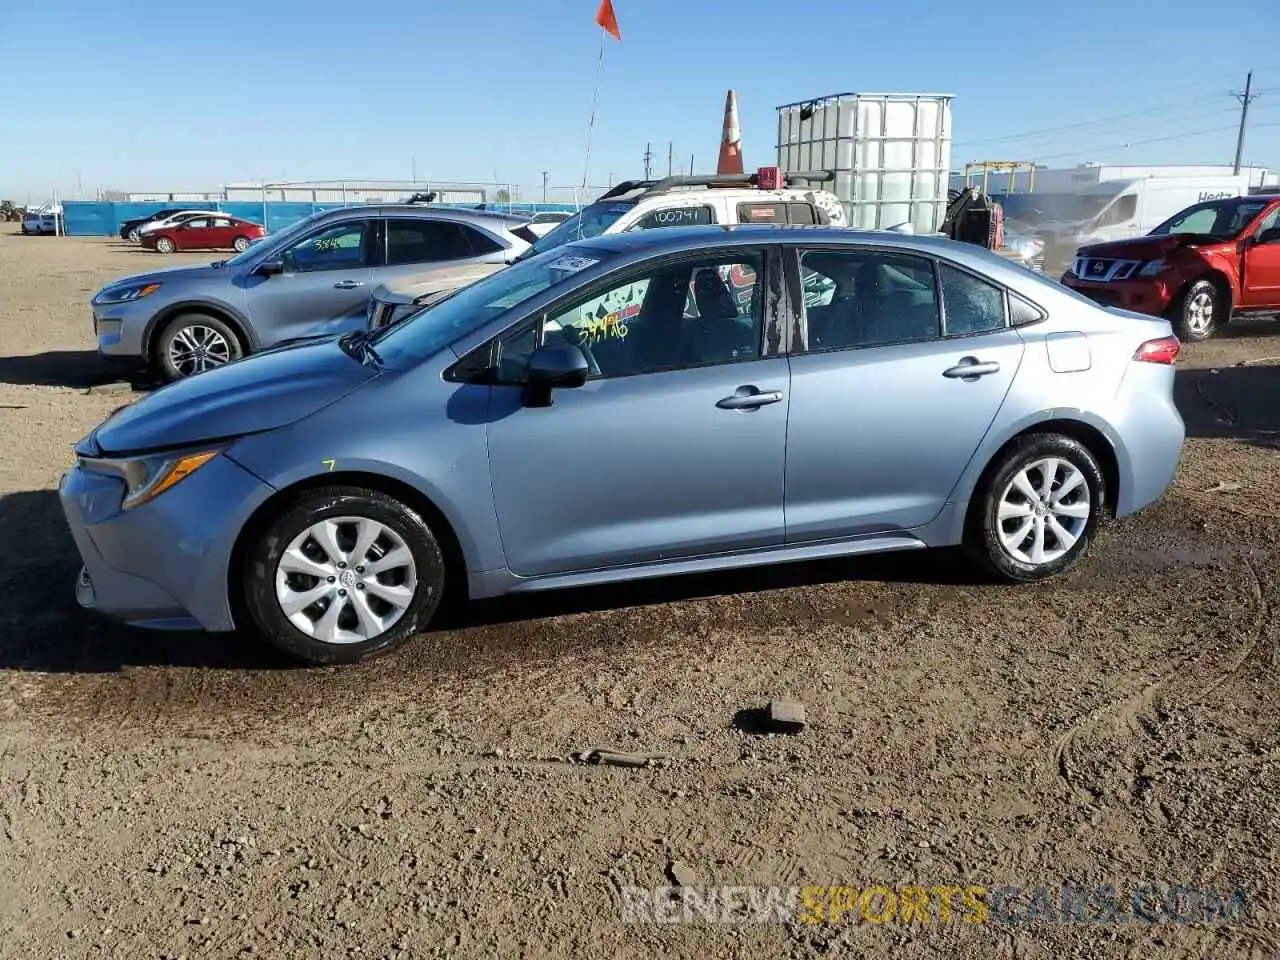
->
[[953, 91, 1229, 148], [1029, 121, 1280, 163]]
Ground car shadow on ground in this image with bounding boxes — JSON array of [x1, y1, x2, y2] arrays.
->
[[1174, 362, 1280, 450], [0, 487, 982, 674], [0, 350, 160, 391]]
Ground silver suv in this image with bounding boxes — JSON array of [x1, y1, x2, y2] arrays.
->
[[90, 205, 537, 381]]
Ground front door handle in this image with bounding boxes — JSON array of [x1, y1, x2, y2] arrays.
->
[[333, 280, 364, 290], [717, 386, 783, 410], [943, 357, 1001, 381]]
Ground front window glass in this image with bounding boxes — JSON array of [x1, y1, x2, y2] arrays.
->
[[281, 221, 369, 273], [528, 201, 635, 254], [371, 247, 616, 366], [499, 254, 764, 380]]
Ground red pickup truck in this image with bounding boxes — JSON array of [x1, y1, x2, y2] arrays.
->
[[1062, 194, 1280, 341]]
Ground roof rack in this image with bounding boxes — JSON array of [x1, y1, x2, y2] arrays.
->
[[597, 169, 834, 202]]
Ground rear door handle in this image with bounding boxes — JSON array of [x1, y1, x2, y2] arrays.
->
[[333, 280, 364, 290], [717, 386, 783, 410], [943, 357, 1001, 380]]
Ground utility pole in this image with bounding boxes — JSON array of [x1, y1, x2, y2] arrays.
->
[[643, 143, 653, 179], [667, 142, 673, 176], [541, 171, 549, 203], [689, 154, 694, 176], [1231, 71, 1259, 175]]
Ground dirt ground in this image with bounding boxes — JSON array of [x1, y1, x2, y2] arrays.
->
[[1, 230, 1279, 959]]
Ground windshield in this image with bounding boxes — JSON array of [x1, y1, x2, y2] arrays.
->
[[1150, 197, 1267, 240], [369, 246, 615, 365], [528, 201, 635, 255]]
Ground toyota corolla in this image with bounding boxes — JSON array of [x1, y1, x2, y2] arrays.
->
[[60, 225, 1185, 664]]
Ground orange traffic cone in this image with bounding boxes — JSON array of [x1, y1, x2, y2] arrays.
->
[[716, 89, 744, 175]]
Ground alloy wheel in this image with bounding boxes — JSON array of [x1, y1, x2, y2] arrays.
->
[[274, 516, 418, 645], [1185, 290, 1214, 335], [995, 457, 1092, 565], [167, 324, 232, 377]]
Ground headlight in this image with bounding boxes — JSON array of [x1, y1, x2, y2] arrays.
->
[[80, 448, 221, 509], [1138, 259, 1169, 277], [93, 282, 160, 306]]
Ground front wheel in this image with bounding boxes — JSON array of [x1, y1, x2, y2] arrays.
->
[[155, 313, 243, 381], [964, 433, 1106, 583], [232, 235, 251, 252], [127, 227, 141, 243], [243, 487, 447, 664], [1169, 278, 1222, 342], [155, 235, 175, 254]]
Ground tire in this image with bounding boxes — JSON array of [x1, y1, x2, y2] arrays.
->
[[155, 235, 175, 254], [154, 313, 243, 381], [127, 227, 141, 243], [1169, 278, 1222, 342], [963, 433, 1106, 583], [232, 235, 251, 252], [242, 487, 447, 665]]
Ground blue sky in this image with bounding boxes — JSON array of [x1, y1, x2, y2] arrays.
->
[[1, 0, 1277, 201]]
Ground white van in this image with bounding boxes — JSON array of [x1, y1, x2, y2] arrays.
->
[[1037, 175, 1251, 267]]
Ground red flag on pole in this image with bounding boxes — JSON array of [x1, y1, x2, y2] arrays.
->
[[595, 0, 621, 41]]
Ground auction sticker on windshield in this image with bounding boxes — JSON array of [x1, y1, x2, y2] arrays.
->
[[547, 255, 601, 274]]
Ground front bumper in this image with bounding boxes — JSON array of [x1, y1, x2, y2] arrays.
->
[[58, 450, 274, 631], [92, 300, 153, 360], [1062, 274, 1175, 317]]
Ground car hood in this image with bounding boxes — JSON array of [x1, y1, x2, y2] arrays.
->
[[1075, 234, 1225, 261], [86, 339, 381, 456], [97, 261, 230, 292]]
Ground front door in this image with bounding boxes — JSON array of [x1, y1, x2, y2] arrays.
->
[[242, 217, 377, 345], [1240, 205, 1280, 307], [485, 249, 789, 577], [784, 246, 1024, 540]]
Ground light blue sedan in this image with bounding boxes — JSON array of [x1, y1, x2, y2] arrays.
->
[[60, 225, 1185, 664]]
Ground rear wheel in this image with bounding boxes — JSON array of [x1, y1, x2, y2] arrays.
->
[[232, 235, 251, 252], [243, 487, 446, 664], [155, 235, 176, 254], [155, 313, 243, 380], [964, 433, 1105, 583], [1169, 278, 1222, 341]]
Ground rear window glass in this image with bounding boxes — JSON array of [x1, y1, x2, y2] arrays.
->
[[633, 205, 715, 229], [787, 203, 817, 225], [738, 202, 787, 224]]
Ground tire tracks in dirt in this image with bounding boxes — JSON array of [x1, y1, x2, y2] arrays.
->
[[1050, 555, 1274, 805]]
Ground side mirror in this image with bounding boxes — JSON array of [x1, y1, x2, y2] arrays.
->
[[254, 259, 284, 277], [521, 342, 589, 408]]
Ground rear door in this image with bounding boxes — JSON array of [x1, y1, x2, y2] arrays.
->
[[206, 216, 238, 249], [783, 245, 1025, 540], [242, 216, 377, 345], [1240, 203, 1280, 307]]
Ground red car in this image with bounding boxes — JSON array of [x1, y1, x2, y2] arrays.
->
[[1063, 193, 1280, 341], [142, 215, 265, 254]]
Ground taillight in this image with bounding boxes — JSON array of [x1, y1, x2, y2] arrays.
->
[[1134, 336, 1180, 364]]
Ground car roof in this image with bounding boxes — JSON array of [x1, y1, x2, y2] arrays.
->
[[569, 224, 1075, 300], [308, 204, 531, 231]]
